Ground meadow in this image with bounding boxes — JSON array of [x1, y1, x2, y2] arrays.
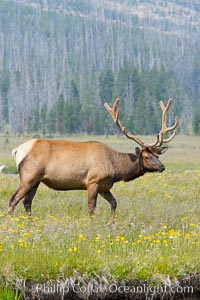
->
[[0, 134, 200, 299]]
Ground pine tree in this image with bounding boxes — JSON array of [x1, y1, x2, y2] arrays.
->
[[192, 110, 200, 135], [41, 103, 48, 134], [32, 107, 41, 133], [47, 106, 56, 136], [0, 69, 10, 126], [99, 69, 114, 103], [56, 94, 65, 134]]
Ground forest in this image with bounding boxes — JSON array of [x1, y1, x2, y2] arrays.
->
[[0, 0, 200, 136]]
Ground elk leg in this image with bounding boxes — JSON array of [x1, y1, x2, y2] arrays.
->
[[100, 191, 117, 223], [8, 182, 39, 215], [8, 190, 19, 215], [87, 184, 98, 216], [23, 182, 40, 216]]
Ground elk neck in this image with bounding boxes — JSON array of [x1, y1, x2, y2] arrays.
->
[[113, 151, 145, 182]]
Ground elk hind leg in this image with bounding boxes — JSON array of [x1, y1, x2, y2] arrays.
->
[[8, 181, 39, 216], [23, 182, 40, 216]]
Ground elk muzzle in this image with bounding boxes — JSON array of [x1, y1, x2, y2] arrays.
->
[[142, 149, 165, 173], [158, 163, 165, 172], [152, 157, 165, 172]]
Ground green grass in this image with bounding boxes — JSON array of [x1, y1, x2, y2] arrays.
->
[[0, 285, 23, 300], [0, 134, 200, 297]]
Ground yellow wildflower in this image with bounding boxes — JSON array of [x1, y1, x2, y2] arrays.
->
[[97, 249, 102, 254], [79, 234, 87, 240], [152, 239, 160, 243], [22, 232, 30, 238], [185, 233, 191, 239], [19, 242, 28, 249]]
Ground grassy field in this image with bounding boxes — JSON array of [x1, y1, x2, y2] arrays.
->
[[0, 135, 200, 299]]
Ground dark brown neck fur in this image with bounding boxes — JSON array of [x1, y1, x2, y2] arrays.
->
[[113, 152, 145, 183]]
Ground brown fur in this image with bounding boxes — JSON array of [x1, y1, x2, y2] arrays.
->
[[8, 139, 165, 221]]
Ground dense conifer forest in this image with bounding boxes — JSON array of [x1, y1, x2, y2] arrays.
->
[[0, 0, 200, 135]]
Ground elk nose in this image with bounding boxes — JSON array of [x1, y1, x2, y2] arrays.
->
[[160, 164, 165, 172]]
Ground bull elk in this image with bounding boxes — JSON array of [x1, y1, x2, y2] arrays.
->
[[8, 98, 178, 222]]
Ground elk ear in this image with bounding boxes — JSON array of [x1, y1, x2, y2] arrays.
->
[[135, 147, 141, 157]]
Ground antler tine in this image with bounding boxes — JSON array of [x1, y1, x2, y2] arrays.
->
[[104, 98, 120, 123], [156, 98, 179, 147], [104, 98, 178, 152], [104, 98, 145, 148], [147, 134, 160, 148]]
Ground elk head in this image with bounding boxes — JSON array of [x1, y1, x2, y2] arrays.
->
[[104, 98, 178, 174]]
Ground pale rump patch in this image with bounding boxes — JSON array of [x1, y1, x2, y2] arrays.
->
[[12, 139, 36, 168]]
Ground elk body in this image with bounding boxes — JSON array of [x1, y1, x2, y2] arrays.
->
[[8, 99, 178, 222]]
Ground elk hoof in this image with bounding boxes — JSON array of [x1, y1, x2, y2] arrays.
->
[[26, 211, 32, 217], [7, 207, 14, 216], [106, 219, 116, 229]]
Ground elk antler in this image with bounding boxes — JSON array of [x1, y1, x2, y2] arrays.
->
[[104, 98, 178, 153], [151, 98, 179, 149], [104, 98, 147, 148]]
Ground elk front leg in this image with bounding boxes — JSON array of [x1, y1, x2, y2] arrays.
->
[[100, 191, 117, 224], [87, 183, 98, 217]]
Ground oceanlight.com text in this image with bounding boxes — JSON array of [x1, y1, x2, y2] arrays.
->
[[33, 282, 193, 297]]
